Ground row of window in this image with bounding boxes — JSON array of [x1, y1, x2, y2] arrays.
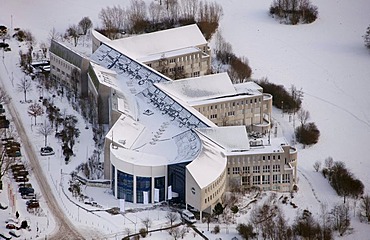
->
[[229, 164, 282, 175], [250, 174, 290, 185], [198, 98, 262, 112], [229, 154, 282, 165]]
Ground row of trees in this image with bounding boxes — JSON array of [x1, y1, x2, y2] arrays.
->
[[269, 0, 318, 25], [98, 0, 223, 40], [214, 31, 252, 83], [321, 157, 364, 203]]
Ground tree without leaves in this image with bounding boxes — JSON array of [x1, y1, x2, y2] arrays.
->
[[359, 195, 370, 222], [331, 203, 350, 236], [28, 102, 44, 125], [363, 25, 370, 49], [297, 109, 310, 127], [78, 17, 93, 35], [0, 148, 13, 190], [165, 211, 178, 226], [99, 5, 126, 39], [37, 121, 53, 146], [324, 156, 334, 169], [17, 77, 32, 102], [313, 161, 321, 172], [66, 24, 80, 47], [0, 87, 10, 104], [141, 217, 152, 233]]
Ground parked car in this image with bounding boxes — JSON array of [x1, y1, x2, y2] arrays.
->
[[18, 183, 32, 189], [40, 146, 55, 156], [5, 223, 17, 229], [13, 170, 28, 177], [9, 230, 20, 238], [27, 201, 39, 209], [21, 193, 35, 199], [18, 187, 34, 195], [15, 176, 28, 182], [181, 209, 197, 224], [26, 199, 38, 206], [10, 164, 25, 172]]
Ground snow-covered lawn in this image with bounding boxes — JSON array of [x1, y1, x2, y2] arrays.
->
[[1, 0, 370, 239]]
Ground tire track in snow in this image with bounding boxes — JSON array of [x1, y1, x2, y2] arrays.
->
[[298, 169, 321, 204], [304, 91, 370, 129]]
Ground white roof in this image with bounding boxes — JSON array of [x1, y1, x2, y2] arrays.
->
[[107, 24, 207, 61], [234, 81, 263, 95], [156, 72, 236, 103], [186, 133, 227, 188], [195, 126, 250, 152]]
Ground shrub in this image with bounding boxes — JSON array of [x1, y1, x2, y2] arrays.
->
[[269, 0, 318, 25], [258, 78, 301, 113], [236, 223, 256, 239], [139, 228, 147, 238], [295, 122, 320, 147], [213, 225, 220, 234]]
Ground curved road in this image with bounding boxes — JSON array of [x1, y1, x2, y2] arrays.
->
[[0, 74, 84, 239]]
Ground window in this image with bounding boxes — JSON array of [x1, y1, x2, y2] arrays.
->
[[232, 167, 240, 175], [273, 174, 280, 184], [253, 166, 260, 173], [169, 59, 175, 63], [227, 168, 230, 174], [242, 176, 250, 185], [136, 176, 152, 203], [262, 175, 270, 184], [262, 156, 266, 160], [273, 165, 280, 172], [242, 166, 250, 174], [263, 165, 270, 173], [210, 114, 217, 119], [252, 176, 260, 185], [147, 63, 152, 67], [117, 171, 133, 202], [193, 71, 200, 77], [282, 174, 290, 183], [228, 111, 235, 116]]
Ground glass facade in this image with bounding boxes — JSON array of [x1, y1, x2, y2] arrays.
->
[[168, 162, 190, 204], [136, 176, 152, 203], [154, 176, 165, 202], [112, 165, 115, 196], [117, 170, 134, 202]]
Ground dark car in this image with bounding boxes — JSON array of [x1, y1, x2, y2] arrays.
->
[[5, 223, 17, 229], [40, 146, 55, 156], [18, 187, 34, 195], [26, 199, 38, 206]]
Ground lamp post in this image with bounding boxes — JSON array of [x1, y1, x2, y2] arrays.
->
[[281, 101, 284, 117]]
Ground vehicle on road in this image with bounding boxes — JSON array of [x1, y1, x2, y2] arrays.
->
[[9, 230, 20, 238], [5, 223, 17, 229], [40, 146, 55, 156], [22, 193, 36, 199], [181, 209, 197, 224]]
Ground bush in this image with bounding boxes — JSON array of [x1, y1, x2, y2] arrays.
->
[[139, 228, 147, 238], [213, 225, 220, 234], [364, 25, 370, 49], [258, 78, 301, 112], [269, 0, 318, 25], [236, 223, 256, 239], [295, 122, 320, 146]]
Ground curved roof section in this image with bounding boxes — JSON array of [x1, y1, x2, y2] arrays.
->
[[187, 133, 227, 188], [107, 24, 207, 61]]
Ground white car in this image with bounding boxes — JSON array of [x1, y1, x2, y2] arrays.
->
[[40, 146, 55, 156]]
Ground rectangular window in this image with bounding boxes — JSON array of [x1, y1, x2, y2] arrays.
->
[[242, 166, 250, 174], [233, 167, 240, 175], [273, 174, 281, 184], [252, 176, 260, 185], [263, 165, 270, 173], [262, 175, 270, 184], [282, 174, 290, 183], [253, 166, 260, 173], [273, 165, 280, 172]]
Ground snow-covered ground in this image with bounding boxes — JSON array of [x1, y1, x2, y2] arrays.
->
[[1, 0, 370, 239]]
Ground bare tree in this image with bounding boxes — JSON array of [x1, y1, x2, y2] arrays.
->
[[0, 87, 10, 104], [324, 156, 334, 170], [297, 109, 310, 127], [179, 0, 198, 21], [66, 24, 80, 47], [141, 217, 152, 233], [313, 161, 321, 172], [331, 203, 350, 236], [166, 211, 179, 226], [99, 5, 126, 39], [128, 0, 148, 33], [168, 226, 187, 240], [148, 2, 165, 23], [28, 103, 44, 125], [37, 121, 53, 146], [359, 195, 370, 222], [17, 77, 32, 102], [0, 148, 13, 190], [78, 17, 93, 35]]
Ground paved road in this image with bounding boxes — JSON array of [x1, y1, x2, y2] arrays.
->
[[0, 73, 85, 239]]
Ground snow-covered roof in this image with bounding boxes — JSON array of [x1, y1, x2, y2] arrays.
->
[[138, 46, 201, 63], [186, 133, 227, 188], [195, 126, 250, 152], [107, 24, 207, 61], [156, 72, 237, 103], [234, 81, 263, 95]]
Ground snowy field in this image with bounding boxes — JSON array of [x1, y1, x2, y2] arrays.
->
[[1, 0, 370, 239]]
